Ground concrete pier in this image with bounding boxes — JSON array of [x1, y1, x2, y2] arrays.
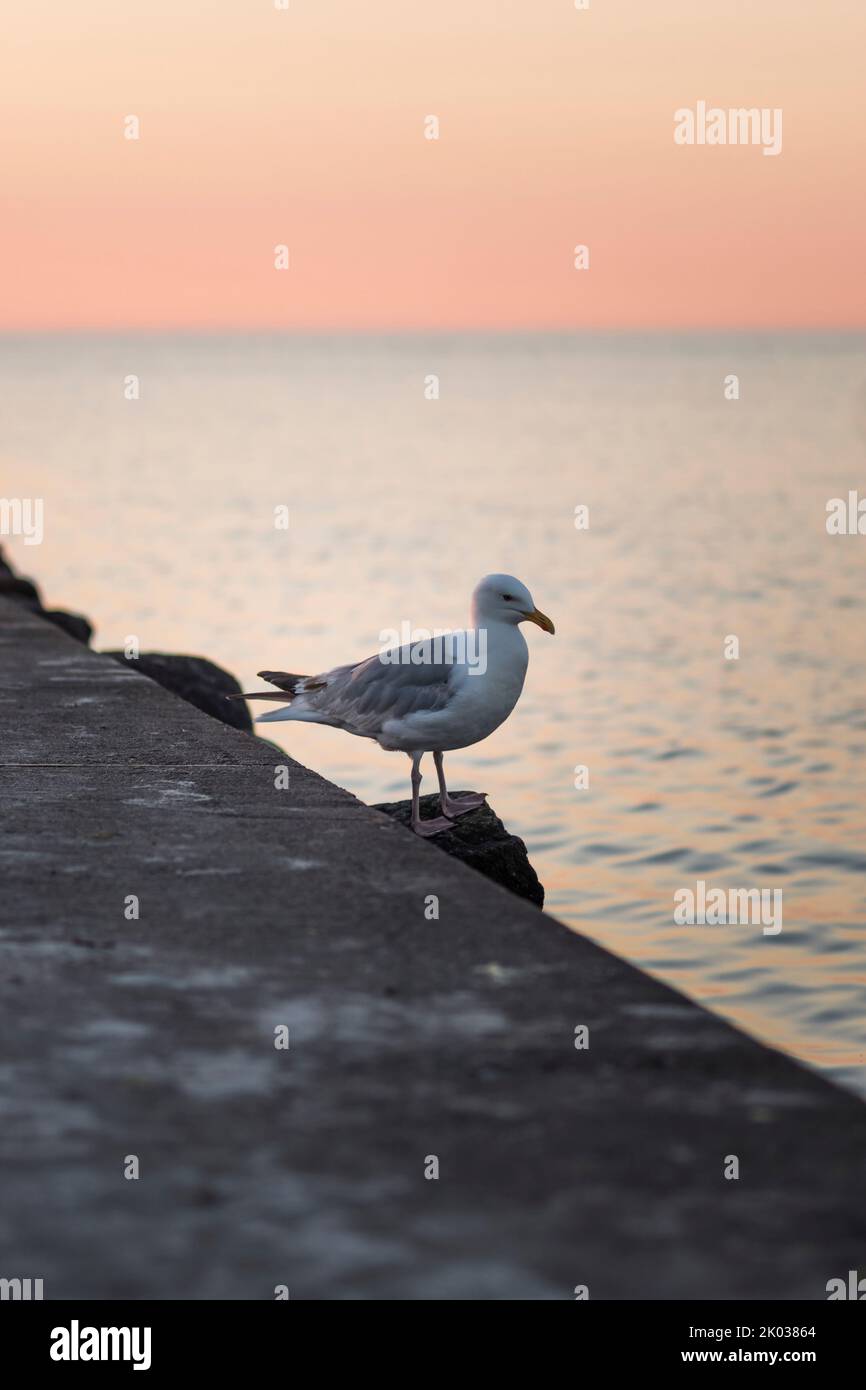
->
[[2, 595, 866, 1300]]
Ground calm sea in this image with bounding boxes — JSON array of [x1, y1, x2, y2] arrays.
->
[[4, 331, 866, 1095]]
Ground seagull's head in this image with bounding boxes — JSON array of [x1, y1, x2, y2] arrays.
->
[[471, 574, 555, 634]]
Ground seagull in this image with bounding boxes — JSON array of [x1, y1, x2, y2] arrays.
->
[[232, 574, 554, 836]]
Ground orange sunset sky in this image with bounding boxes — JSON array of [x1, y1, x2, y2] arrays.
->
[[3, 0, 865, 330]]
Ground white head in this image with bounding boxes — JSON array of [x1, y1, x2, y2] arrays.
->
[[470, 574, 555, 633]]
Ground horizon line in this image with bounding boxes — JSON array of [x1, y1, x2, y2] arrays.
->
[[3, 324, 866, 339]]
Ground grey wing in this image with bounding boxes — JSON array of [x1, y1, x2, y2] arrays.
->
[[302, 642, 460, 737]]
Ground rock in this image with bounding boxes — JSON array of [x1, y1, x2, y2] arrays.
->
[[105, 652, 253, 732], [42, 609, 94, 645], [0, 546, 92, 644], [372, 792, 544, 906], [0, 574, 42, 607]]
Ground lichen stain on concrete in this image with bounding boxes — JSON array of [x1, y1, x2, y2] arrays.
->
[[173, 1048, 279, 1101], [74, 1018, 153, 1043], [124, 779, 213, 807], [260, 991, 508, 1051], [111, 966, 254, 991]]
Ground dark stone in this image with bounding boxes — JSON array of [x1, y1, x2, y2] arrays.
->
[[105, 651, 254, 732], [0, 546, 91, 644], [41, 609, 93, 645], [372, 792, 545, 906], [0, 573, 42, 607]]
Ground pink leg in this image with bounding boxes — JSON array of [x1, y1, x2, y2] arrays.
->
[[434, 751, 487, 820], [410, 752, 453, 836]]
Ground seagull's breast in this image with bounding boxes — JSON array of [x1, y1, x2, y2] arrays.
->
[[380, 624, 529, 752]]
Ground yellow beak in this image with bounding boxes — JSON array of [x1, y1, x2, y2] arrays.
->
[[522, 607, 555, 635]]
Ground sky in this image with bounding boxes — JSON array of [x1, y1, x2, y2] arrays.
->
[[2, 0, 865, 330]]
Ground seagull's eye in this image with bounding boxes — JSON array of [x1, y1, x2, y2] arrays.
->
[[502, 593, 515, 602]]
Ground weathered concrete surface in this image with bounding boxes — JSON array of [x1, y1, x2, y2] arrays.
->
[[374, 794, 545, 907], [105, 651, 254, 734], [2, 595, 866, 1301]]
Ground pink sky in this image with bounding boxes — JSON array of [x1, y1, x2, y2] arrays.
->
[[3, 0, 865, 330]]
